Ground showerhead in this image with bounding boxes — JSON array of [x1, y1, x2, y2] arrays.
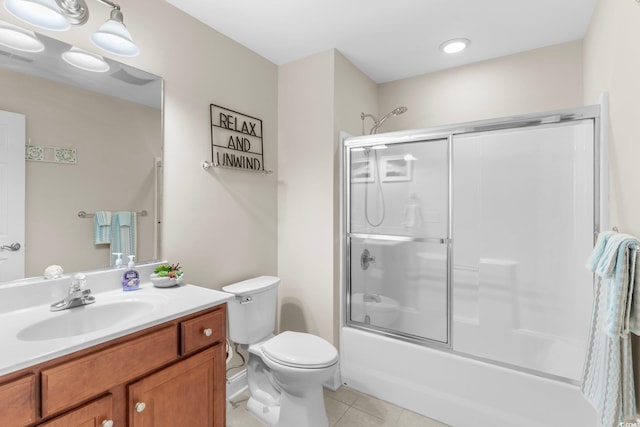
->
[[391, 106, 408, 116]]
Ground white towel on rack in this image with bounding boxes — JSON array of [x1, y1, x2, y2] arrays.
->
[[582, 231, 640, 427]]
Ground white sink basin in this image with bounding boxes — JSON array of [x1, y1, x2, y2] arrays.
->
[[17, 294, 168, 341]]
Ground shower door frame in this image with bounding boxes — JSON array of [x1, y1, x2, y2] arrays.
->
[[342, 104, 602, 355]]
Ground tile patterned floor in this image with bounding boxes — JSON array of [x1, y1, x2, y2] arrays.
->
[[226, 386, 450, 427]]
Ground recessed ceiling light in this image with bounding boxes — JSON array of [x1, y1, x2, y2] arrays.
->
[[439, 38, 470, 54], [62, 47, 110, 72]]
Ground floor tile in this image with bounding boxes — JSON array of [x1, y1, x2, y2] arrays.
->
[[324, 394, 350, 426], [351, 392, 403, 424], [324, 386, 361, 406], [227, 385, 447, 427], [397, 409, 450, 427], [334, 407, 394, 427]]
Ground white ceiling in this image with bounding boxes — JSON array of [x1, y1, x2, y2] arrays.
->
[[166, 0, 599, 83]]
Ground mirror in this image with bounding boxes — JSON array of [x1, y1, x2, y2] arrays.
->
[[0, 26, 163, 278]]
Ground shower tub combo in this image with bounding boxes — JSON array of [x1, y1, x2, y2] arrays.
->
[[340, 106, 603, 427]]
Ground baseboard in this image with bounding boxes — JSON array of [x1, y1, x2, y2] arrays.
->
[[323, 361, 342, 391], [226, 368, 248, 401]]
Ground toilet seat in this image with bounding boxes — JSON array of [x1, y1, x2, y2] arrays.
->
[[262, 331, 338, 369]]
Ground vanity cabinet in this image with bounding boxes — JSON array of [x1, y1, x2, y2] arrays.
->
[[129, 346, 221, 427], [0, 303, 226, 427], [0, 374, 36, 426], [38, 394, 113, 427]]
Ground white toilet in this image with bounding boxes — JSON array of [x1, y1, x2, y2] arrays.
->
[[223, 276, 338, 427]]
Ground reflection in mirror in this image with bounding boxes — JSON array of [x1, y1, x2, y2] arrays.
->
[[0, 24, 162, 280]]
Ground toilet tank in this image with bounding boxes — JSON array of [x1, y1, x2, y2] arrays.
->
[[222, 276, 280, 344]]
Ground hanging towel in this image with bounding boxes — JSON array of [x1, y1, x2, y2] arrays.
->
[[93, 211, 112, 245], [110, 211, 137, 263], [582, 231, 640, 427]]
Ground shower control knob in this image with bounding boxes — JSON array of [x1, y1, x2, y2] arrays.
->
[[203, 328, 213, 337], [135, 402, 146, 413], [361, 249, 375, 270]]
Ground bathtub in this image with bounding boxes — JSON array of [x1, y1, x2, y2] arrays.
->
[[340, 327, 598, 427]]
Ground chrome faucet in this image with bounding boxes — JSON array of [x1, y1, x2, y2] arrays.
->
[[50, 273, 95, 311]]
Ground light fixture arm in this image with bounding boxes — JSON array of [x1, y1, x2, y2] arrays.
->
[[52, 0, 122, 26], [95, 0, 120, 9], [54, 0, 89, 25]]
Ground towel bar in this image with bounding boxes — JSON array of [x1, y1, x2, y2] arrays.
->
[[610, 226, 640, 251], [78, 210, 148, 218]]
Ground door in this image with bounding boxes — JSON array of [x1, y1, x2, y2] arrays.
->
[[0, 110, 25, 281], [347, 138, 450, 344], [129, 346, 222, 427], [451, 120, 595, 380]]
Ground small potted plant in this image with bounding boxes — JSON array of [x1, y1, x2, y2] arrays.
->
[[150, 263, 184, 287]]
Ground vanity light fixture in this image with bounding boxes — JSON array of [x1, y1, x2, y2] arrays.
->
[[0, 19, 44, 51], [4, 0, 70, 30], [62, 46, 109, 72], [3, 0, 139, 56], [439, 38, 470, 54], [91, 6, 138, 57]]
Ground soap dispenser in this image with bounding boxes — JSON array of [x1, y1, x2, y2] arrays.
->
[[122, 255, 140, 291], [113, 252, 124, 268]]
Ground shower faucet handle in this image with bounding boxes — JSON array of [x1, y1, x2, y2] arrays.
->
[[361, 249, 375, 270]]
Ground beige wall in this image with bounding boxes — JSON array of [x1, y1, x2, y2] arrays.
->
[[378, 41, 584, 132], [277, 50, 335, 342], [1, 1, 279, 288], [277, 50, 377, 344], [584, 0, 640, 400], [0, 68, 160, 276], [584, 0, 640, 236]]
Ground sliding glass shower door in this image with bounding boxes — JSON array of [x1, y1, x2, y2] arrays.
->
[[347, 138, 450, 344], [344, 111, 598, 381]]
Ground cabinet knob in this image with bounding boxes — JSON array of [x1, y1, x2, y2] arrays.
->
[[135, 401, 146, 413], [203, 328, 213, 337], [102, 420, 114, 427]]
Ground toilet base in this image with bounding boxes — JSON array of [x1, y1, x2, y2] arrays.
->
[[247, 387, 329, 427], [247, 396, 280, 426], [277, 386, 329, 427]]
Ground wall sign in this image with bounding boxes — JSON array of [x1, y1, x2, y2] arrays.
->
[[210, 104, 264, 172]]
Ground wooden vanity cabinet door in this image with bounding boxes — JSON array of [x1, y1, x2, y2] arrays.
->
[[38, 394, 113, 427], [129, 344, 225, 427], [0, 374, 36, 427]]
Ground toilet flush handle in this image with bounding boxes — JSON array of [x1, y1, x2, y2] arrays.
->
[[238, 296, 253, 304]]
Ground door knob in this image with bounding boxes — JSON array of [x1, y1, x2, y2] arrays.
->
[[135, 401, 146, 413], [203, 328, 213, 337], [1, 243, 20, 251], [102, 420, 114, 427]]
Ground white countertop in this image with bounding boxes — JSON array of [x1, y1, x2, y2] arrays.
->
[[0, 267, 232, 376]]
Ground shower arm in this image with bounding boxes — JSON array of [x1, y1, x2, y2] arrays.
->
[[360, 113, 380, 135], [360, 107, 408, 135]]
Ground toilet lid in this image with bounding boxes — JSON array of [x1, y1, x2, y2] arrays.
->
[[262, 331, 338, 368]]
